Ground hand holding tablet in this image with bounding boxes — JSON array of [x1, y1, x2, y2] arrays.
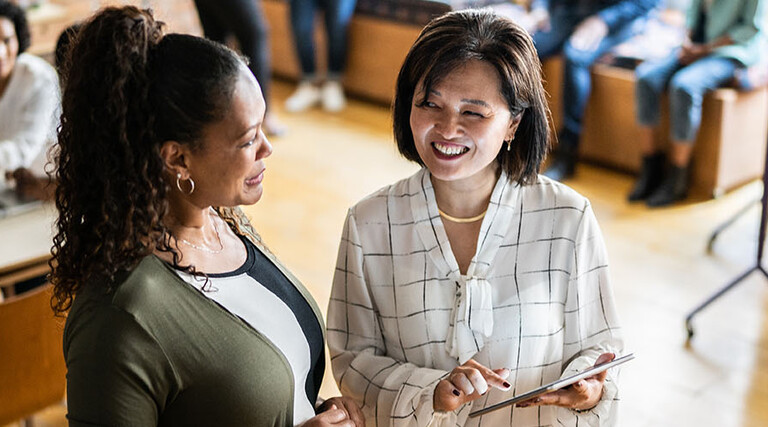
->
[[469, 353, 634, 418]]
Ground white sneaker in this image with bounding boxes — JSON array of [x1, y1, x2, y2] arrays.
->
[[321, 80, 347, 112], [285, 82, 321, 113]]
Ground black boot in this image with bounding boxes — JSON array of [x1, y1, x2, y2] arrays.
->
[[543, 131, 578, 181], [646, 164, 689, 207], [628, 152, 666, 202]]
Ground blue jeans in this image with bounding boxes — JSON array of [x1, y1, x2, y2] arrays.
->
[[533, 6, 642, 148], [194, 0, 271, 101], [289, 0, 357, 79], [635, 51, 740, 142]]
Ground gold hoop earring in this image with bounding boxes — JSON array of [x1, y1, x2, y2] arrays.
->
[[176, 173, 195, 195]]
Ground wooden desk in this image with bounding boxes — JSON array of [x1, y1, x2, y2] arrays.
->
[[0, 204, 56, 294]]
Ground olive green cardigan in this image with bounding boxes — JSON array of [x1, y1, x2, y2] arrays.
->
[[64, 207, 325, 426]]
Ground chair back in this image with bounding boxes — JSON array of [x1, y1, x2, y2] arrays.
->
[[0, 284, 66, 425]]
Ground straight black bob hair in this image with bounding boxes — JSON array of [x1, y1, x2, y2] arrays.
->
[[393, 8, 551, 185]]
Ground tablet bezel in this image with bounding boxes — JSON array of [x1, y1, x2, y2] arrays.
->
[[468, 353, 634, 418]]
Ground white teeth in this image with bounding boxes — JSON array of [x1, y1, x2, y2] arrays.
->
[[434, 142, 467, 156]]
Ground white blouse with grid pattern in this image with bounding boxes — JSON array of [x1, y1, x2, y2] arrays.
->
[[328, 169, 624, 427]]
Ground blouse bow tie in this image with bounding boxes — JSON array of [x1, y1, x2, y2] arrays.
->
[[445, 276, 494, 364]]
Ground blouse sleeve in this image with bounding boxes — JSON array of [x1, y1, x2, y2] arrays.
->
[[327, 210, 471, 427], [65, 304, 178, 427], [0, 72, 59, 172], [557, 201, 624, 426]]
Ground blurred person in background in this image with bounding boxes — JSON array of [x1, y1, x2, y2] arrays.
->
[[7, 22, 80, 203], [193, 0, 285, 136], [629, 0, 768, 207], [0, 0, 59, 190], [284, 0, 357, 113], [527, 0, 659, 181]]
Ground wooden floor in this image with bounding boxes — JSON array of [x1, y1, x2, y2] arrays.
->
[[10, 80, 768, 426]]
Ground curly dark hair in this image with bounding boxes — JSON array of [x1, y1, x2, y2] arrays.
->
[[54, 22, 81, 76], [0, 0, 31, 55], [51, 6, 244, 315], [393, 9, 551, 185]]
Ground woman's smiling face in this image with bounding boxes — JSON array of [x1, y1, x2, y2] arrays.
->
[[184, 66, 272, 208], [0, 17, 18, 83], [409, 59, 520, 183]]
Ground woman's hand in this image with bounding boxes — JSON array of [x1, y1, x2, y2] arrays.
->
[[302, 404, 356, 427], [5, 168, 53, 202], [316, 397, 365, 427], [434, 359, 511, 412], [679, 35, 732, 66], [516, 353, 615, 411], [678, 39, 710, 66]]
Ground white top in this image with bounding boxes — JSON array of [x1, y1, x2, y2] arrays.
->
[[328, 169, 624, 427], [0, 53, 60, 180], [176, 255, 317, 425]]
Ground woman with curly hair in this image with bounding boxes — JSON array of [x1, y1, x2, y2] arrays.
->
[[53, 6, 362, 426], [0, 0, 59, 184]]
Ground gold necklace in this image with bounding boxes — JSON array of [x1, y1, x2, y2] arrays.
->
[[438, 207, 487, 223], [177, 212, 224, 254]]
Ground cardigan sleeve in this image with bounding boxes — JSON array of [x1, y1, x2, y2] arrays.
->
[[65, 303, 179, 427], [327, 210, 471, 427], [556, 201, 624, 426]]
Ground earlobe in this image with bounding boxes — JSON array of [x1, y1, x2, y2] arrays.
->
[[506, 113, 523, 142]]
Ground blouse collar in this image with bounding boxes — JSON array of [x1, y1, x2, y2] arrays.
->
[[408, 168, 520, 362]]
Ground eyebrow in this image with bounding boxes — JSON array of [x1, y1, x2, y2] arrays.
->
[[462, 99, 490, 107], [236, 122, 262, 139], [427, 89, 491, 108]]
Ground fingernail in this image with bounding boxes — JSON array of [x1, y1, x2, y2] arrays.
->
[[453, 389, 461, 396], [502, 381, 511, 388]]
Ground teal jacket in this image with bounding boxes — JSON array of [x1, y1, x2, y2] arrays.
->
[[688, 0, 768, 66]]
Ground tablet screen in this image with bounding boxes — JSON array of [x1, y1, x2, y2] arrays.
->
[[469, 353, 634, 418]]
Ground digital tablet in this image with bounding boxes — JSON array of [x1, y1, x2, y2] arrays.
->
[[468, 353, 634, 418]]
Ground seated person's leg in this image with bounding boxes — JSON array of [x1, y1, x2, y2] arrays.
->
[[545, 20, 640, 181], [286, 0, 323, 112], [646, 56, 741, 207], [530, 9, 577, 60], [629, 51, 683, 202], [321, 0, 356, 112]]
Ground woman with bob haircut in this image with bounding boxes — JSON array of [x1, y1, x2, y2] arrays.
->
[[327, 9, 623, 427], [53, 6, 362, 426]]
